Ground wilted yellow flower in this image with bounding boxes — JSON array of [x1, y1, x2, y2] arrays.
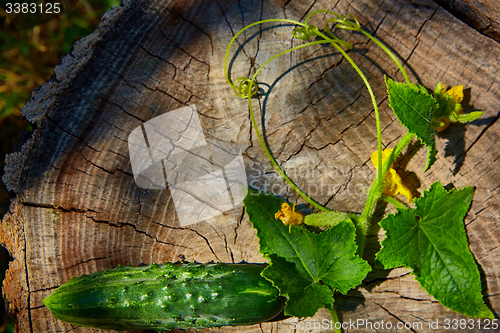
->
[[371, 149, 413, 203], [434, 117, 450, 132], [275, 203, 304, 232]]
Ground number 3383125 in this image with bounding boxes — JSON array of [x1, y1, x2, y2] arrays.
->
[[5, 3, 61, 14]]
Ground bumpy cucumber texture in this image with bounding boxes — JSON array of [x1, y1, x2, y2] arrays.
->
[[43, 262, 286, 331]]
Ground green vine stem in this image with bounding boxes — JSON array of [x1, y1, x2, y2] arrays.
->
[[306, 10, 411, 84], [361, 131, 416, 219], [224, 19, 306, 92], [224, 13, 414, 242], [358, 29, 411, 84], [245, 39, 338, 212], [225, 19, 336, 212], [357, 131, 415, 255], [225, 17, 374, 212], [329, 307, 342, 333], [302, 10, 414, 255], [311, 29, 385, 204]]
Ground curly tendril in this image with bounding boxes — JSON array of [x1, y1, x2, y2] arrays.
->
[[293, 23, 353, 49], [322, 24, 353, 49], [323, 14, 361, 49], [328, 14, 361, 31], [233, 77, 258, 98], [292, 24, 320, 41]]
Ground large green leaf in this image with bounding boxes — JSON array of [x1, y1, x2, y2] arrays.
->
[[376, 182, 493, 318], [244, 189, 371, 318], [385, 77, 438, 171], [262, 255, 335, 318]]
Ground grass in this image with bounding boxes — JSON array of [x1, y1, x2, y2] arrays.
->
[[0, 0, 120, 330]]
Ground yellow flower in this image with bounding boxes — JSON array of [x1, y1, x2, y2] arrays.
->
[[434, 84, 464, 132], [275, 203, 304, 232], [371, 149, 413, 203], [443, 84, 464, 104]]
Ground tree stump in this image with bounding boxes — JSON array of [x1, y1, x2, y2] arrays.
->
[[2, 0, 500, 332], [434, 0, 500, 42]]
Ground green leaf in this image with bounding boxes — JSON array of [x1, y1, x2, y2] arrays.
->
[[376, 182, 493, 318], [262, 255, 335, 318], [385, 76, 438, 171], [244, 189, 371, 318]]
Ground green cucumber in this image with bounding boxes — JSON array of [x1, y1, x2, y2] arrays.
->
[[43, 262, 286, 331]]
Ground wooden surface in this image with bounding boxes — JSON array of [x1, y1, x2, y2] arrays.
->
[[1, 0, 500, 332], [435, 0, 500, 42]]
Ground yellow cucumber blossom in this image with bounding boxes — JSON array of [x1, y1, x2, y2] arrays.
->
[[433, 83, 482, 132], [443, 84, 464, 103], [275, 203, 304, 232], [371, 149, 413, 203]]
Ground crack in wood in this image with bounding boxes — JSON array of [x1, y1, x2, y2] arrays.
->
[[375, 303, 419, 333]]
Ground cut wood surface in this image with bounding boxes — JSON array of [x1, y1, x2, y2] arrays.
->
[[434, 0, 500, 42], [1, 0, 500, 332]]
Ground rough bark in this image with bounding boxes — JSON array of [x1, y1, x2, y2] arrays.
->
[[1, 0, 500, 332], [433, 0, 500, 43]]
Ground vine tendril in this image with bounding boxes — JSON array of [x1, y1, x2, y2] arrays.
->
[[233, 77, 258, 98], [292, 24, 320, 41], [329, 13, 361, 31]]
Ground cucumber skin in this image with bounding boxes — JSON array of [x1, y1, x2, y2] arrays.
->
[[43, 262, 286, 331]]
